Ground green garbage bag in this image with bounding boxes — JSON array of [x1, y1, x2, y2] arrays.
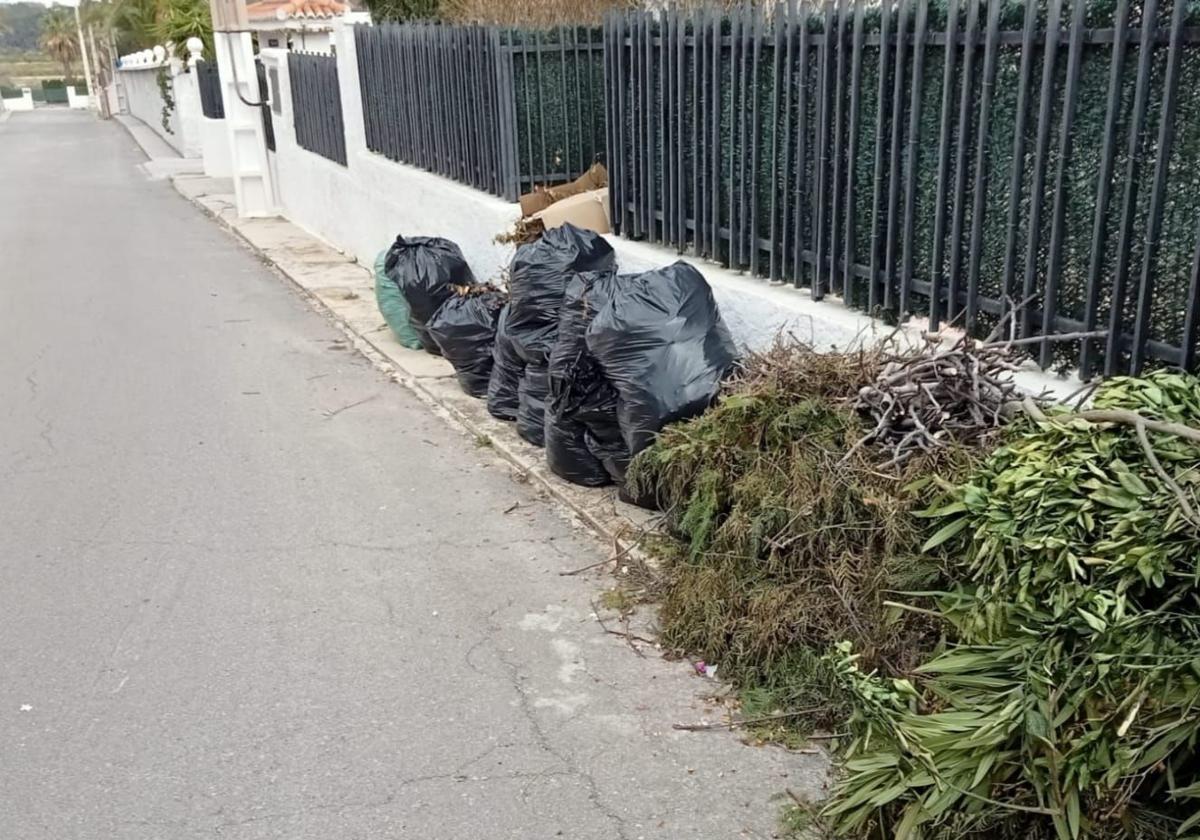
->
[[374, 249, 424, 350]]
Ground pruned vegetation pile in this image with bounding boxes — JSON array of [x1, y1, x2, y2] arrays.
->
[[627, 339, 985, 732], [826, 371, 1200, 840]]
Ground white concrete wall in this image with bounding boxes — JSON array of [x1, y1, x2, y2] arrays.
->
[[201, 115, 233, 178], [66, 86, 89, 109], [117, 61, 203, 157], [172, 69, 203, 158], [1, 89, 34, 111], [119, 65, 182, 152], [260, 22, 1075, 397]]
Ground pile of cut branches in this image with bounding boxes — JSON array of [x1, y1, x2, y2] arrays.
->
[[851, 333, 1037, 468]]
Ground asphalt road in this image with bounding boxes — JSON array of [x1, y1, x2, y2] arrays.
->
[[0, 110, 822, 839]]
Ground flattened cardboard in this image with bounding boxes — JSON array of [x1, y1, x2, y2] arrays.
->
[[517, 163, 608, 218], [532, 188, 611, 235]]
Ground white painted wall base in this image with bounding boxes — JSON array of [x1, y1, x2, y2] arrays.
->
[[200, 116, 233, 178], [1, 89, 34, 111], [66, 86, 90, 109]]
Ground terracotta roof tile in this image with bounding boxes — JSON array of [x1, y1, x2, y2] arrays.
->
[[244, 0, 348, 22]]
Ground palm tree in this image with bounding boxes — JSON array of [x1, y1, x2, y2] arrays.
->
[[40, 8, 80, 80]]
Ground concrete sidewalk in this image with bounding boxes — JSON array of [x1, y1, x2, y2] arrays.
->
[[114, 113, 204, 180]]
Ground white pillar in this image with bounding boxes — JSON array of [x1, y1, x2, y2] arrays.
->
[[332, 18, 366, 161], [214, 31, 277, 217]]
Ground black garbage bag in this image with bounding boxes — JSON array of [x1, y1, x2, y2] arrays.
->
[[486, 304, 523, 421], [586, 261, 737, 475], [517, 363, 549, 446], [507, 224, 617, 365], [507, 224, 616, 448], [545, 270, 624, 486], [427, 288, 506, 398], [383, 235, 476, 355]]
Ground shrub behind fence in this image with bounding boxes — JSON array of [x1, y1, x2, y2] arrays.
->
[[355, 22, 606, 201], [288, 51, 347, 166], [605, 0, 1200, 376]]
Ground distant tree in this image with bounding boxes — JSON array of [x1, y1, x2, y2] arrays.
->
[[39, 7, 79, 79], [0, 3, 50, 53]]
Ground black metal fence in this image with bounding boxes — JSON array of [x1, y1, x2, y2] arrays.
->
[[355, 22, 606, 201], [288, 51, 347, 165], [605, 1, 1200, 376], [196, 60, 224, 119]]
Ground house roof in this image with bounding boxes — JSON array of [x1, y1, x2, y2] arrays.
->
[[243, 0, 349, 22]]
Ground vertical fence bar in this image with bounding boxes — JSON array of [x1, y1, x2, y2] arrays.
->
[[663, 12, 672, 246], [782, 0, 797, 283], [1104, 0, 1160, 375], [945, 0, 979, 324], [737, 5, 751, 268], [749, 6, 763, 276], [535, 30, 549, 184], [728, 7, 741, 266], [769, 2, 784, 280], [604, 17, 616, 232], [494, 29, 515, 201], [646, 15, 655, 236], [635, 13, 645, 236], [812, 0, 835, 298], [964, 0, 1002, 331], [694, 9, 705, 256], [1130, 0, 1186, 372], [1040, 0, 1088, 366], [587, 27, 598, 168], [844, 0, 865, 303], [882, 0, 909, 311], [390, 28, 406, 162], [705, 7, 715, 255], [897, 0, 928, 316], [867, 0, 893, 312], [669, 9, 680, 250], [1019, 0, 1064, 341], [998, 0, 1040, 327], [1078, 0, 1127, 373], [739, 5, 752, 268], [452, 27, 466, 181], [558, 26, 570, 180], [929, 0, 961, 329], [792, 0, 811, 286], [574, 27, 584, 178], [676, 11, 686, 249], [632, 13, 643, 237], [404, 27, 420, 167], [829, 0, 848, 294]]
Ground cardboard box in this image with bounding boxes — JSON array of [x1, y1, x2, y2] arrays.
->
[[532, 187, 611, 235], [517, 162, 608, 218]]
